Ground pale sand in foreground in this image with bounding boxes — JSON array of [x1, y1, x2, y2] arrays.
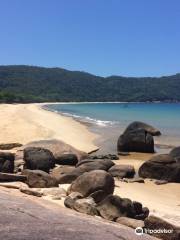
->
[[0, 103, 98, 153], [113, 154, 180, 226], [0, 103, 179, 226]]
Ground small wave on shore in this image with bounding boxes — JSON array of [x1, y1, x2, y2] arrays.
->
[[43, 105, 118, 127]]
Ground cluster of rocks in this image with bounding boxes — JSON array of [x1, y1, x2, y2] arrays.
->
[[0, 121, 180, 239], [0, 139, 149, 231], [64, 170, 149, 222]]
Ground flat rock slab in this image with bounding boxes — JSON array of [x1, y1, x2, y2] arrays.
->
[[0, 188, 156, 240]]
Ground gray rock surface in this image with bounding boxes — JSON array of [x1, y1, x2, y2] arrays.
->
[[0, 188, 156, 240]]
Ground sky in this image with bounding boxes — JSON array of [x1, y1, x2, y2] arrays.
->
[[0, 0, 180, 77]]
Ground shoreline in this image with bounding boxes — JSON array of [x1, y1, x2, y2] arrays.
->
[[0, 103, 98, 153], [0, 103, 180, 226]]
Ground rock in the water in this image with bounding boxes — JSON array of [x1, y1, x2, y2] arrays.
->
[[96, 195, 135, 221], [117, 128, 154, 153], [138, 154, 180, 182], [124, 121, 161, 136], [68, 170, 115, 201], [73, 197, 99, 216], [116, 216, 144, 229], [0, 152, 14, 173], [0, 172, 27, 182], [169, 146, 180, 161], [108, 164, 135, 178], [24, 147, 55, 173], [55, 153, 78, 165], [0, 143, 23, 150], [23, 169, 58, 188], [144, 215, 180, 240], [20, 139, 88, 161]]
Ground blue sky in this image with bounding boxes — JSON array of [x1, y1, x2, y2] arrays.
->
[[0, 0, 180, 77]]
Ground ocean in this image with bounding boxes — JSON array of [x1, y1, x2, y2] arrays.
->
[[45, 103, 180, 154]]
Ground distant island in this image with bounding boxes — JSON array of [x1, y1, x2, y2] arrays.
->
[[0, 65, 180, 103]]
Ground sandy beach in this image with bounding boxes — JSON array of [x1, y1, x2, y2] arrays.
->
[[0, 103, 179, 227], [0, 103, 98, 153]]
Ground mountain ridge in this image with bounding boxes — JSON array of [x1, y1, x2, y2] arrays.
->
[[0, 65, 180, 103]]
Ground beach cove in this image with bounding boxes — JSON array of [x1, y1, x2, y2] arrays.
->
[[0, 103, 179, 230]]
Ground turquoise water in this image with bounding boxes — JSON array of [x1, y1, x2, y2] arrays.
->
[[45, 103, 180, 152]]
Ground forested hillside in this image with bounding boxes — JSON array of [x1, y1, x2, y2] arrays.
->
[[0, 65, 180, 103]]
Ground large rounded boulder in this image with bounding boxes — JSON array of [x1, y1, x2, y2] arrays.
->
[[24, 147, 55, 173], [20, 139, 88, 161], [68, 170, 115, 201], [138, 154, 180, 182], [117, 128, 154, 153], [108, 164, 135, 178], [124, 121, 161, 136]]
